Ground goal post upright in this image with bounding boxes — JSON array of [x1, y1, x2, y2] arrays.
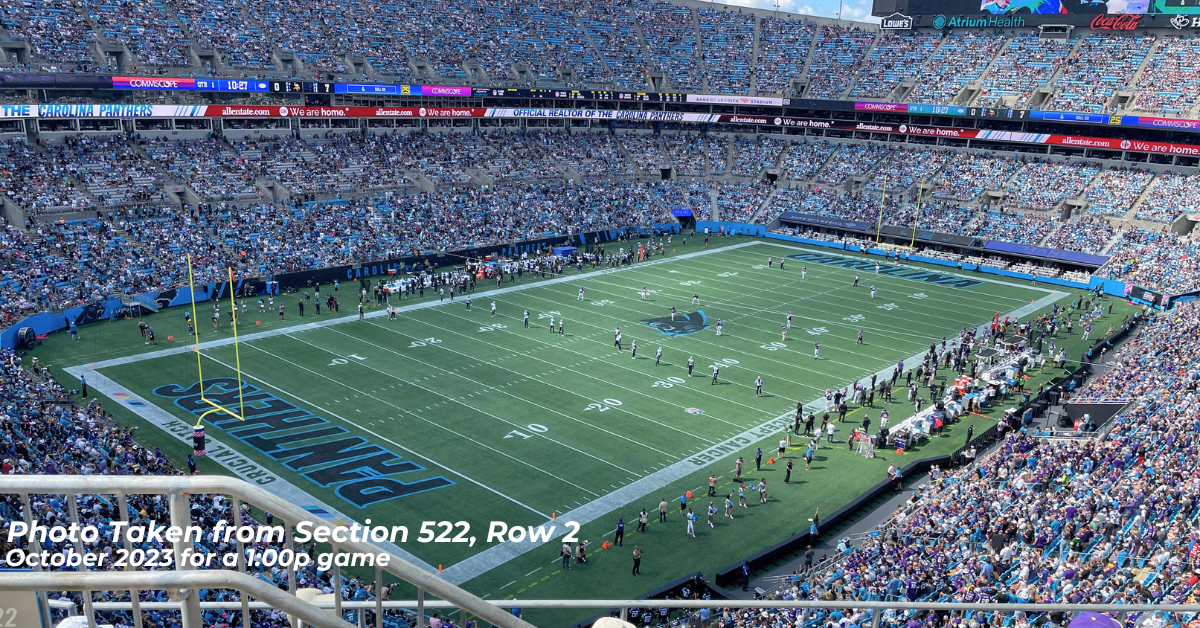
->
[[185, 254, 246, 426]]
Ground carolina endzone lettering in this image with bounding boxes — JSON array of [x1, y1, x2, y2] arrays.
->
[[154, 378, 452, 506]]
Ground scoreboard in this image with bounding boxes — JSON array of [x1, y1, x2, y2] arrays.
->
[[117, 77, 689, 101], [183, 79, 335, 94]]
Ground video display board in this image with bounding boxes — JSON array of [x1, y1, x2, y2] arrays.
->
[[904, 0, 1200, 15]]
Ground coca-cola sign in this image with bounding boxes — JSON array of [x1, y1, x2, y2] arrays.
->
[[1090, 14, 1141, 30]]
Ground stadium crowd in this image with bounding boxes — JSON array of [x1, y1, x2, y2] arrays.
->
[[1049, 35, 1154, 113], [624, 133, 670, 175], [1136, 172, 1200, 223], [1131, 35, 1200, 116], [0, 132, 1197, 329], [850, 32, 940, 100], [816, 143, 889, 185], [865, 148, 952, 192], [1085, 169, 1155, 219], [635, 1, 703, 92], [968, 210, 1057, 246], [1041, 217, 1116, 255], [715, 181, 772, 223], [756, 17, 816, 95], [662, 133, 717, 176], [806, 25, 875, 100], [0, 139, 93, 212], [731, 136, 786, 177], [1102, 228, 1200, 296], [975, 35, 1073, 109], [932, 153, 1019, 202], [910, 33, 1006, 105], [780, 141, 836, 182], [0, 345, 397, 628], [1004, 161, 1101, 211], [698, 8, 754, 95]]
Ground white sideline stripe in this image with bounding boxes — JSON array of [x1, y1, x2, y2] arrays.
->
[[439, 289, 1068, 585], [76, 241, 761, 372], [61, 365, 438, 573]]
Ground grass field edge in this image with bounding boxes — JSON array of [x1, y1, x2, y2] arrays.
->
[[65, 242, 1071, 587], [61, 363, 439, 573]]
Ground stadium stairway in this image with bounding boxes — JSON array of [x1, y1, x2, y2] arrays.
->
[[120, 292, 160, 313], [627, 5, 658, 91], [688, 6, 710, 94], [792, 139, 843, 184], [962, 33, 1015, 107], [567, 0, 620, 86], [1035, 216, 1059, 248], [796, 29, 822, 98], [613, 133, 647, 181], [839, 34, 883, 100], [750, 12, 761, 96], [747, 186, 778, 224], [1123, 174, 1163, 221], [1127, 35, 1166, 103], [886, 36, 951, 104]]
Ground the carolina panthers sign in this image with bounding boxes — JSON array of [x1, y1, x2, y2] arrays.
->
[[644, 310, 710, 336]]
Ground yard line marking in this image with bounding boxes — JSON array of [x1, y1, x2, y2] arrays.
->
[[412, 310, 773, 426], [583, 274, 951, 353], [750, 241, 1057, 296], [486, 291, 831, 396], [438, 290, 1067, 585], [80, 240, 760, 371], [352, 321, 721, 442], [193, 349, 557, 517], [292, 331, 659, 465], [525, 281, 959, 383], [689, 249, 1037, 310], [525, 568, 541, 577], [499, 581, 516, 590], [594, 247, 1044, 348], [237, 341, 603, 498]]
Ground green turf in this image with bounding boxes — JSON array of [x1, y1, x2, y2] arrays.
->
[[30, 237, 1138, 626]]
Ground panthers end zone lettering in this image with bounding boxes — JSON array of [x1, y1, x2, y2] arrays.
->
[[154, 379, 452, 507], [787, 253, 984, 288]]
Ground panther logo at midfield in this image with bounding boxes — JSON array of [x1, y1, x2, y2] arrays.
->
[[644, 310, 709, 336]]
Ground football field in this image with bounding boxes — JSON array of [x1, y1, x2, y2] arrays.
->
[[53, 238, 1090, 622]]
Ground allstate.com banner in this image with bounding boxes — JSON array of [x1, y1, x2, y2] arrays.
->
[[0, 104, 208, 118]]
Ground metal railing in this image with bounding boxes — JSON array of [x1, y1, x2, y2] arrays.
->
[[0, 476, 535, 628], [9, 478, 1198, 628], [25, 594, 1200, 628]]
